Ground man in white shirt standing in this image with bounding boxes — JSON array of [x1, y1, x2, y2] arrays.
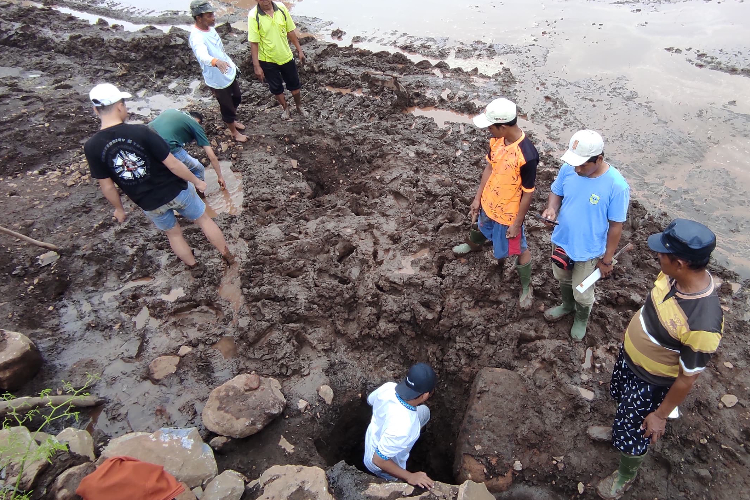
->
[[188, 0, 247, 142], [364, 363, 436, 489]]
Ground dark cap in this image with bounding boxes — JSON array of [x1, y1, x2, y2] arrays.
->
[[647, 218, 716, 261], [395, 363, 437, 401], [190, 0, 213, 17]]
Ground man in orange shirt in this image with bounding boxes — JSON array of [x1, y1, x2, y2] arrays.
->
[[453, 98, 538, 309]]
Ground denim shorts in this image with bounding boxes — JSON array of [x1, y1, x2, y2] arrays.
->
[[172, 148, 205, 181], [144, 183, 205, 231], [478, 209, 527, 259]]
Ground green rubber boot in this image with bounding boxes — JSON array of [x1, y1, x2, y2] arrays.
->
[[452, 227, 487, 255], [516, 261, 533, 310], [596, 452, 645, 499], [570, 302, 592, 341], [544, 283, 575, 322]]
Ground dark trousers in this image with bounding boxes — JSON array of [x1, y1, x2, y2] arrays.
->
[[211, 76, 242, 123]]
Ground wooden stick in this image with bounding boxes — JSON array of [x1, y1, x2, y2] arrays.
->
[[0, 395, 103, 416], [0, 225, 60, 251]]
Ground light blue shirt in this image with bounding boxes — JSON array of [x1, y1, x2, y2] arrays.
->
[[189, 26, 237, 89], [550, 163, 630, 262]]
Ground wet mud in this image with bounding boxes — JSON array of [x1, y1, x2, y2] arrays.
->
[[0, 2, 749, 499]]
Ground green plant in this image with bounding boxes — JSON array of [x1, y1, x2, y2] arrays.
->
[[0, 375, 99, 500]]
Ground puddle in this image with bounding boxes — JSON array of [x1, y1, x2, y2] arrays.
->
[[134, 305, 157, 329], [102, 277, 154, 303], [397, 248, 430, 275], [204, 161, 243, 216], [212, 336, 238, 359], [407, 107, 473, 129], [127, 94, 196, 117], [0, 66, 42, 79], [51, 6, 187, 32], [159, 287, 185, 302], [325, 86, 364, 95]]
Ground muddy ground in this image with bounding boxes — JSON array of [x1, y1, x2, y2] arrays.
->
[[0, 2, 749, 499]]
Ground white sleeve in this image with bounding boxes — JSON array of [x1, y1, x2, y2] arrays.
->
[[189, 32, 214, 66]]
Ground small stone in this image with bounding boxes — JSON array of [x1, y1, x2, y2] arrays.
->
[[243, 372, 261, 391], [582, 348, 593, 370], [581, 374, 590, 382], [209, 436, 230, 451], [721, 394, 738, 408], [318, 385, 334, 405], [724, 361, 733, 369], [587, 426, 612, 442], [279, 435, 295, 453], [0, 329, 43, 390], [56, 428, 95, 460], [297, 399, 309, 412], [203, 470, 245, 500], [578, 482, 585, 494], [191, 486, 203, 499], [37, 251, 60, 266], [577, 387, 595, 401], [178, 346, 193, 357], [695, 468, 712, 484], [700, 438, 708, 444], [149, 355, 180, 381], [513, 460, 522, 471], [552, 455, 564, 462]]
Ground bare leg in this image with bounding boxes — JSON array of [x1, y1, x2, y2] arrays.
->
[[518, 248, 531, 265], [164, 223, 197, 266], [227, 122, 247, 142], [275, 93, 288, 110], [292, 89, 302, 110], [193, 213, 230, 257], [234, 121, 245, 130]]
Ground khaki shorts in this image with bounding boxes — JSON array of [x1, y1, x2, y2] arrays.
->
[[551, 244, 599, 307]]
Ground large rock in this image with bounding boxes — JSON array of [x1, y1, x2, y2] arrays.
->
[[201, 373, 286, 438], [455, 367, 597, 493], [202, 470, 245, 500], [0, 329, 43, 391], [100, 428, 217, 488], [326, 461, 462, 500], [247, 465, 334, 500], [0, 426, 48, 491], [57, 428, 95, 461], [48, 462, 96, 500]]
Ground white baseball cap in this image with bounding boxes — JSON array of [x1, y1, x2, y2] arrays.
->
[[561, 130, 604, 166], [89, 83, 132, 107], [473, 98, 517, 128]]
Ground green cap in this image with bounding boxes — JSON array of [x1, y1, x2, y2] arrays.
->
[[190, 0, 213, 17]]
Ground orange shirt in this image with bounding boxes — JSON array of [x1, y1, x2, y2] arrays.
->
[[480, 132, 538, 225]]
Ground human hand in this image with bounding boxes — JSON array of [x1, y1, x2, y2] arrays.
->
[[469, 198, 481, 220], [507, 222, 521, 239], [596, 259, 614, 278], [195, 180, 208, 193], [407, 471, 434, 489], [254, 65, 265, 82], [541, 208, 557, 222], [641, 411, 667, 444], [216, 60, 230, 74], [217, 176, 226, 190], [299, 50, 306, 65], [113, 208, 127, 223]]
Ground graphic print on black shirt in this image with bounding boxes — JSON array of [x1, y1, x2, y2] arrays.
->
[[85, 124, 187, 211]]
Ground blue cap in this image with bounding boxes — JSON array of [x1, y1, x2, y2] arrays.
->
[[395, 363, 437, 400], [647, 219, 716, 261]]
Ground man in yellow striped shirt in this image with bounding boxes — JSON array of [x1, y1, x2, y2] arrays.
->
[[597, 219, 723, 499]]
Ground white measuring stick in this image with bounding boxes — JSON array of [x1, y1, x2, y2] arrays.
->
[[575, 243, 634, 293]]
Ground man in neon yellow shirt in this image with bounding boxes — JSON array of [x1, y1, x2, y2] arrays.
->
[[248, 0, 307, 120]]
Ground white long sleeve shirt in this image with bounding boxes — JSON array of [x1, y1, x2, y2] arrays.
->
[[189, 26, 237, 89]]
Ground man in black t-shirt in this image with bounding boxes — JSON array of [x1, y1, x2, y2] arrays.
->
[[84, 83, 234, 271]]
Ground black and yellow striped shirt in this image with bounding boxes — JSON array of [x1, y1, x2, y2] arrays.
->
[[624, 272, 723, 387]]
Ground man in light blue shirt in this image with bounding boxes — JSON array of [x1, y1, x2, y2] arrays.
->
[[541, 130, 630, 340], [189, 0, 247, 142]]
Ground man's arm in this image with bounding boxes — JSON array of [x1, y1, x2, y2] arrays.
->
[[596, 220, 624, 277], [372, 454, 434, 489], [98, 178, 127, 222], [287, 30, 305, 64], [541, 193, 563, 221], [641, 369, 698, 444], [162, 154, 208, 193], [191, 35, 229, 74], [202, 146, 226, 189], [469, 162, 493, 219], [251, 42, 264, 82]]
